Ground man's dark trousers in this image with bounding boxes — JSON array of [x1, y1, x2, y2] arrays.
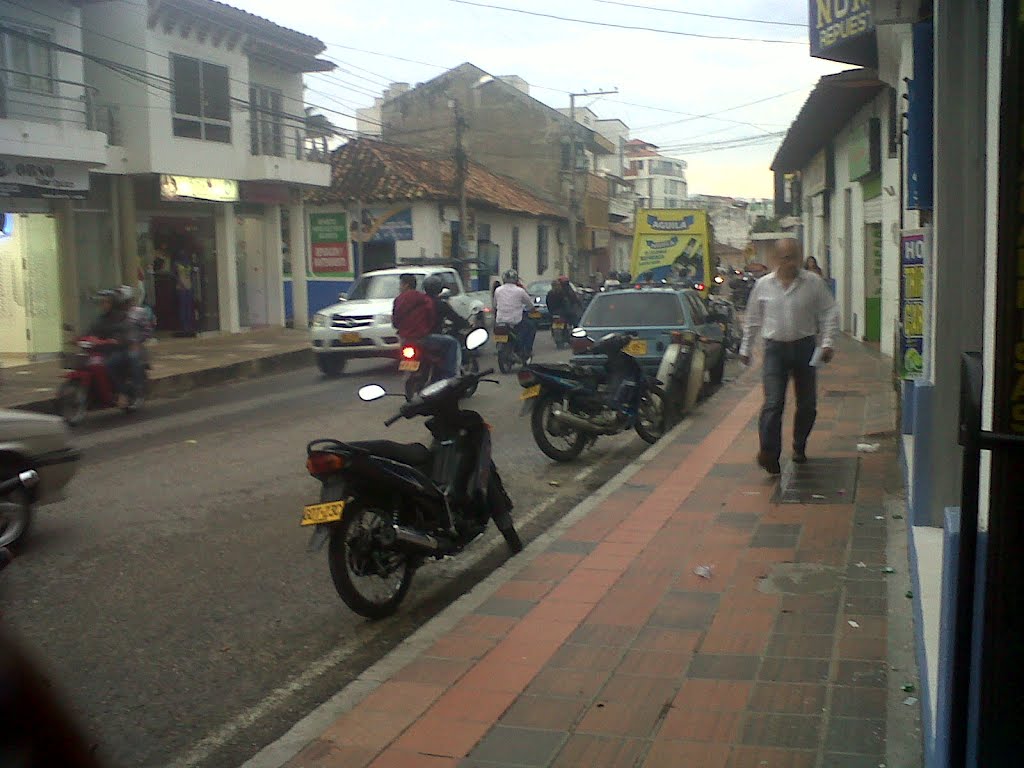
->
[[759, 336, 817, 461]]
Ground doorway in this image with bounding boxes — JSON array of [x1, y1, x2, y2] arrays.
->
[[843, 188, 854, 332], [148, 217, 218, 335], [236, 215, 268, 327], [864, 222, 883, 341], [0, 212, 62, 362]]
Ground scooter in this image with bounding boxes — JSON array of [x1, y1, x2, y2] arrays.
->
[[518, 331, 666, 462], [56, 337, 148, 426], [300, 328, 522, 619], [400, 327, 482, 401]]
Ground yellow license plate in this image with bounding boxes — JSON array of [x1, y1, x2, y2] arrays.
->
[[340, 332, 361, 343], [399, 359, 420, 371], [625, 339, 648, 356], [494, 335, 509, 343], [529, 312, 542, 319], [520, 384, 541, 401], [552, 322, 565, 329], [301, 500, 345, 526]]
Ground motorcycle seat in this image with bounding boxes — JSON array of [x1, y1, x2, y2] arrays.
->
[[346, 440, 432, 467]]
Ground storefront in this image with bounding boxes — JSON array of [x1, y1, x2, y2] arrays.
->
[[0, 157, 90, 361]]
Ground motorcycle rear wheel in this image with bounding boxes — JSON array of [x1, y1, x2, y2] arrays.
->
[[497, 343, 515, 374], [635, 385, 667, 444], [328, 505, 414, 620], [530, 392, 587, 462], [57, 380, 88, 427]]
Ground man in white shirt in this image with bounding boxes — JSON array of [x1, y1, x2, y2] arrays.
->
[[740, 239, 838, 475], [493, 269, 536, 360]]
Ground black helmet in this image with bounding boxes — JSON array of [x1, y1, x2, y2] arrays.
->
[[422, 274, 444, 297]]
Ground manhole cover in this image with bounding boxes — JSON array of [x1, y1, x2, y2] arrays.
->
[[772, 458, 858, 504], [757, 562, 842, 595]]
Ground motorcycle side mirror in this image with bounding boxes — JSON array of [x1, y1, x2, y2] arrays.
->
[[358, 384, 387, 401], [439, 288, 452, 299], [465, 327, 489, 351]]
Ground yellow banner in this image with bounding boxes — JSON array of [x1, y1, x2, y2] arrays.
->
[[630, 209, 712, 294]]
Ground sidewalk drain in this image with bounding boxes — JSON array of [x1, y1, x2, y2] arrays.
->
[[772, 458, 859, 504]]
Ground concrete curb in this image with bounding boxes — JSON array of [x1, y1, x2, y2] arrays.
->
[[236, 406, 706, 768], [11, 348, 313, 415]]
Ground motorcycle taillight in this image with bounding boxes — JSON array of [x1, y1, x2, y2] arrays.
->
[[516, 370, 536, 388], [401, 346, 417, 360], [306, 452, 345, 475]]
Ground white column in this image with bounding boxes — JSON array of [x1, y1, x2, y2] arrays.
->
[[117, 175, 136, 286], [265, 204, 285, 327], [289, 202, 308, 327], [57, 199, 80, 334], [215, 203, 240, 333]]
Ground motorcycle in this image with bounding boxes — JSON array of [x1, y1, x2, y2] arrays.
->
[[300, 328, 522, 619], [400, 327, 482, 401], [0, 470, 38, 556], [494, 321, 529, 374], [550, 314, 571, 350], [517, 331, 667, 462], [657, 330, 706, 428], [56, 337, 147, 426]]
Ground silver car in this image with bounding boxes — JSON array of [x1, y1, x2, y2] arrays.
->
[[0, 409, 81, 547]]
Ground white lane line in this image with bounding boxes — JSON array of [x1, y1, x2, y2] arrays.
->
[[574, 464, 597, 482], [231, 416, 694, 768]]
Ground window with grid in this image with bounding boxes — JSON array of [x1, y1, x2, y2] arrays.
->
[[536, 224, 549, 275], [249, 84, 283, 156], [172, 54, 231, 143], [0, 23, 54, 94]]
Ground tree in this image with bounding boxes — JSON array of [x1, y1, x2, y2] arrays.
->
[[750, 215, 781, 234]]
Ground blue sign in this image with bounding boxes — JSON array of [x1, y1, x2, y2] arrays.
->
[[906, 20, 934, 210], [808, 0, 874, 63], [356, 207, 413, 242]]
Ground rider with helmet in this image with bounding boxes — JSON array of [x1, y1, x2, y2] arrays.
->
[[422, 274, 467, 380], [493, 269, 536, 361], [87, 288, 132, 404], [545, 276, 582, 328]]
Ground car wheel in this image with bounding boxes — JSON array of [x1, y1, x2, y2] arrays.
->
[[316, 354, 346, 378], [0, 463, 33, 549]]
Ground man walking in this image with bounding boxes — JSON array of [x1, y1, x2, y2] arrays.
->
[[739, 239, 838, 475]]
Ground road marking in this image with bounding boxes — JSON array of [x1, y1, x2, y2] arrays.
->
[[231, 417, 694, 768], [574, 464, 597, 482]]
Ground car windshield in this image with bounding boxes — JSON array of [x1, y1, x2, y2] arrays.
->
[[527, 281, 552, 296], [347, 274, 419, 300], [583, 293, 685, 327]]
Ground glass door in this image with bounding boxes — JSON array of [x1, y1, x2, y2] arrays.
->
[[23, 214, 62, 357]]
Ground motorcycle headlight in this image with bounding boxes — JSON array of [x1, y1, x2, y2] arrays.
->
[[312, 313, 329, 328], [375, 314, 392, 325]]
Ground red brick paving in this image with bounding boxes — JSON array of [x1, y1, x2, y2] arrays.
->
[[282, 338, 901, 768]]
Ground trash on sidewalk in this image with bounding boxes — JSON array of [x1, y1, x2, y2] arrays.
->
[[903, 696, 919, 706], [848, 620, 860, 628], [893, 513, 904, 520], [882, 566, 896, 574], [693, 565, 714, 579], [906, 590, 914, 599], [549, 480, 560, 487], [855, 561, 867, 568], [902, 683, 916, 693], [857, 442, 881, 452]]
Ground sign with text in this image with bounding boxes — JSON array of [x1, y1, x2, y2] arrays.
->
[[0, 156, 89, 199], [309, 212, 352, 278], [353, 206, 414, 242], [160, 174, 238, 202], [899, 228, 931, 381], [630, 209, 713, 295], [809, 0, 875, 62]]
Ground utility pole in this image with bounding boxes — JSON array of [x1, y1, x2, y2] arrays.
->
[[451, 98, 470, 286], [567, 88, 617, 281]]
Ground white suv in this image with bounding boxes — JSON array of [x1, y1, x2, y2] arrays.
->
[[310, 267, 484, 376]]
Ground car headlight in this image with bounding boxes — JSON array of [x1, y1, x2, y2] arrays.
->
[[313, 313, 329, 328], [375, 314, 392, 325]]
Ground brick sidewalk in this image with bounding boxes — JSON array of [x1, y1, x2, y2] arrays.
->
[[283, 336, 910, 768]]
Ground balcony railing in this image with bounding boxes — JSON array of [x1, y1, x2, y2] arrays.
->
[[249, 114, 330, 163], [0, 69, 121, 146]]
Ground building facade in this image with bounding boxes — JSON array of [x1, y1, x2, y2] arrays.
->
[[623, 139, 688, 209]]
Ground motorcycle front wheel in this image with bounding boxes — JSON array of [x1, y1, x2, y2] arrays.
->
[[328, 505, 414, 620], [57, 380, 88, 426], [530, 392, 588, 462], [635, 385, 667, 444]]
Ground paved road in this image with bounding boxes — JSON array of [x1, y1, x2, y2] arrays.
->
[[2, 335, 735, 768]]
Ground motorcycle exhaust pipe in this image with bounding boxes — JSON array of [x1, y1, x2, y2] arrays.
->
[[551, 408, 617, 435], [392, 525, 440, 552]]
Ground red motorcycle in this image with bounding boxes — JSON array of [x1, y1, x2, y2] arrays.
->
[[56, 337, 145, 426]]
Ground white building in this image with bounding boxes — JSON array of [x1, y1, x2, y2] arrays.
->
[[0, 0, 333, 358], [0, 1, 114, 360], [623, 139, 687, 209]]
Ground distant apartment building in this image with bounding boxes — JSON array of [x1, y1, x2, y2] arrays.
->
[[685, 194, 776, 250], [624, 139, 687, 209]]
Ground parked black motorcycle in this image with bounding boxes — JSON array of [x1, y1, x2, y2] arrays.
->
[[518, 331, 666, 462], [300, 330, 522, 619]]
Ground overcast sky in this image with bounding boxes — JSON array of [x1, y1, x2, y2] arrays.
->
[[241, 0, 848, 198]]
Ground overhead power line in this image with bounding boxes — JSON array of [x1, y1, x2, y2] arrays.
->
[[581, 0, 806, 27], [449, 0, 806, 44]]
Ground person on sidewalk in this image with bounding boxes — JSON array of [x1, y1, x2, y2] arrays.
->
[[739, 238, 838, 475]]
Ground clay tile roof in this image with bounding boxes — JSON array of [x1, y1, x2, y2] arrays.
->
[[308, 138, 567, 220], [173, 0, 327, 53]]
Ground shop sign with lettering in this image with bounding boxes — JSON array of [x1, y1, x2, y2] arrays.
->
[[160, 174, 239, 202], [899, 228, 931, 381], [309, 212, 352, 278], [0, 156, 89, 199], [809, 0, 875, 60]]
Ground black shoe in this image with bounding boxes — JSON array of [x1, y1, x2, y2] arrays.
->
[[757, 451, 781, 475], [793, 448, 807, 464]]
